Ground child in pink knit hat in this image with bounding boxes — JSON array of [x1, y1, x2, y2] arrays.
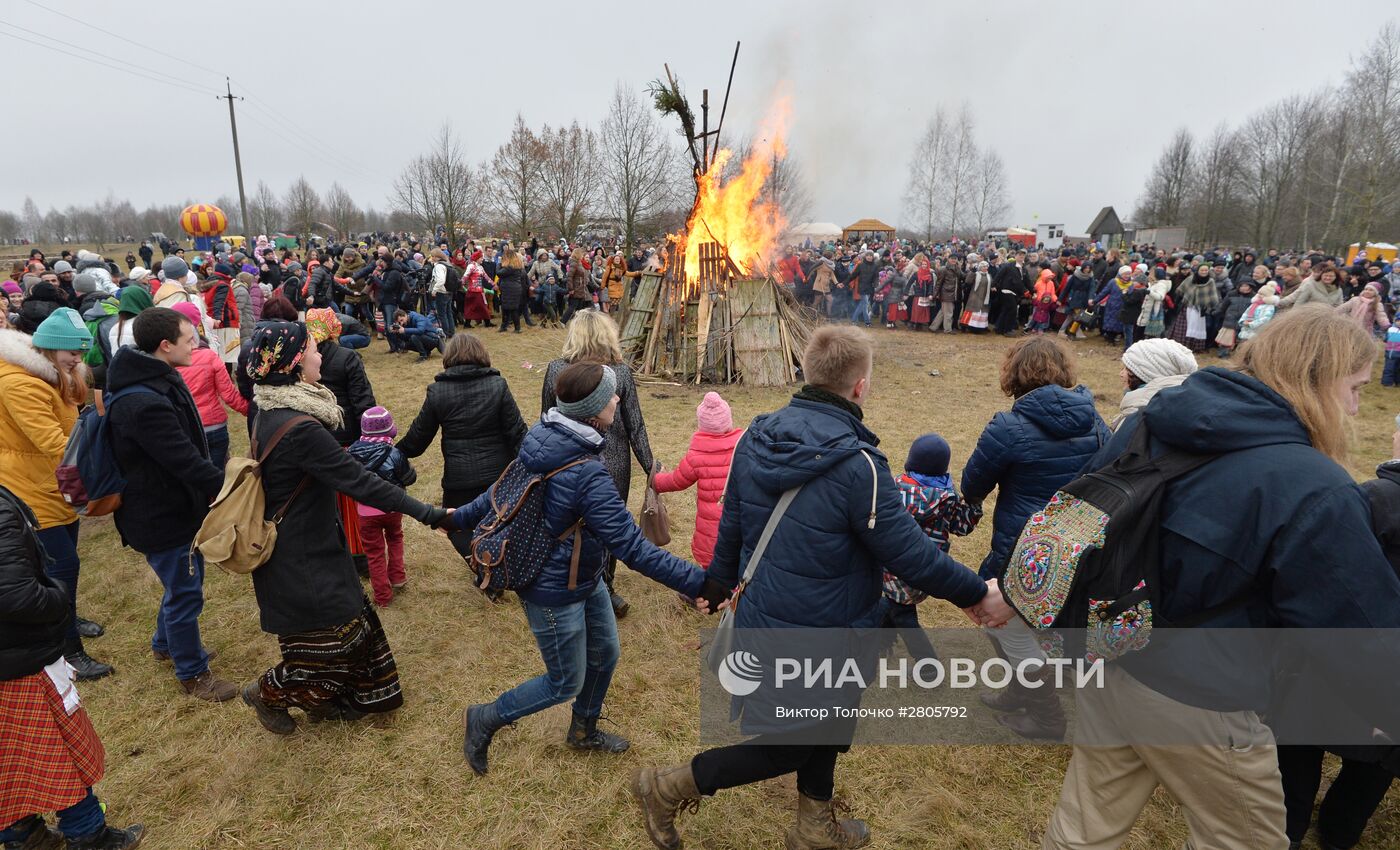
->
[[652, 392, 743, 578]]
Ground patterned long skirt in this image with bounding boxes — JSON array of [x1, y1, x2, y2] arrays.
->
[[258, 602, 403, 714], [0, 672, 104, 826]]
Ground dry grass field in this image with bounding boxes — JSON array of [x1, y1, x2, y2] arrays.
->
[[30, 243, 1399, 849]]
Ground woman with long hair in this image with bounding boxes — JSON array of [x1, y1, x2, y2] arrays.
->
[[541, 311, 655, 618], [495, 245, 528, 333], [1039, 305, 1400, 849], [0, 309, 113, 680]]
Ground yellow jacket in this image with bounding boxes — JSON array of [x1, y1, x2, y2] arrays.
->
[[0, 329, 79, 528]]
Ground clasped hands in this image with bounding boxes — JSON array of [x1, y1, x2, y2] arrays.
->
[[962, 578, 1014, 628]]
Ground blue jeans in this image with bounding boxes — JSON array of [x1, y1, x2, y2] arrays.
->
[[493, 581, 620, 723], [206, 425, 228, 470], [0, 790, 104, 842], [35, 522, 80, 643], [433, 292, 455, 336], [381, 302, 400, 350], [850, 297, 871, 326], [339, 333, 369, 349], [1122, 322, 1136, 351], [146, 543, 210, 680], [1384, 352, 1400, 386]]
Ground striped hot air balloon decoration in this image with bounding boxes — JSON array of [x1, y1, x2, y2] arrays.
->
[[179, 204, 228, 237]]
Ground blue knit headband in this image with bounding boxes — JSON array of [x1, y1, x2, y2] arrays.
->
[[556, 365, 617, 421]]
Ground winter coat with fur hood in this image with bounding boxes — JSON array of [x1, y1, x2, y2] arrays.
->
[[0, 329, 82, 529]]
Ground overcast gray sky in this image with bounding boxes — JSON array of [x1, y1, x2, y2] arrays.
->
[[1, 0, 1394, 235]]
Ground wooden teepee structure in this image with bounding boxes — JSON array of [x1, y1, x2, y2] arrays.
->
[[619, 46, 813, 387]]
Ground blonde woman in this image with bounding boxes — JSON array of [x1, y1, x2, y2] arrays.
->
[[540, 310, 654, 617], [495, 245, 528, 333], [1039, 305, 1400, 850], [0, 309, 113, 680]]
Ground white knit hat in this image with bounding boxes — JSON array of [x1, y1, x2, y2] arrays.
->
[[1121, 338, 1199, 384]]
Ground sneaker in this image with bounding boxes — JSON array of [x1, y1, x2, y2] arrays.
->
[[180, 670, 238, 702]]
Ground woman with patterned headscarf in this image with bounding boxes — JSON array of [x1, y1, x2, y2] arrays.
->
[[239, 322, 450, 735]]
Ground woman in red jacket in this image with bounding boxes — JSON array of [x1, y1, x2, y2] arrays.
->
[[169, 302, 248, 469], [651, 392, 743, 572]]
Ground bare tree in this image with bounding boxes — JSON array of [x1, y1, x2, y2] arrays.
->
[[903, 107, 950, 242], [1134, 127, 1195, 226], [324, 183, 362, 239], [283, 176, 321, 247], [0, 211, 20, 243], [391, 123, 481, 244], [943, 104, 981, 238], [1186, 124, 1243, 246], [214, 194, 243, 235], [490, 114, 547, 238], [1237, 95, 1318, 248], [600, 82, 678, 249], [972, 149, 1012, 235], [21, 197, 42, 242], [248, 180, 281, 239], [539, 121, 600, 240], [1343, 22, 1400, 244]]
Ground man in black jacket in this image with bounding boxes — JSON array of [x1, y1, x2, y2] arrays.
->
[[106, 308, 237, 703]]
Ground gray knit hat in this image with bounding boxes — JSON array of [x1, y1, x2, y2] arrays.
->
[[73, 272, 98, 294], [556, 364, 618, 421], [161, 256, 190, 281]]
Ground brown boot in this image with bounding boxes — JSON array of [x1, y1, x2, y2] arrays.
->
[[631, 763, 701, 850], [995, 666, 1066, 741], [180, 670, 238, 702], [979, 683, 1029, 713], [785, 794, 871, 850]]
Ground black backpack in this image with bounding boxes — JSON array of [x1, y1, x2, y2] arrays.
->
[[1002, 422, 1228, 662], [467, 458, 591, 592], [445, 263, 463, 295]]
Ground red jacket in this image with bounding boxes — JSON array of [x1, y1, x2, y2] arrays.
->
[[202, 277, 240, 328], [175, 346, 249, 427], [778, 255, 806, 285], [651, 427, 744, 568]]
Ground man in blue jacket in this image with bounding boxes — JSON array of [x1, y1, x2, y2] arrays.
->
[[387, 310, 444, 362], [633, 325, 1008, 850]]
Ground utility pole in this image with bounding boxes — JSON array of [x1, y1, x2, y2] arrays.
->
[[218, 78, 251, 240]]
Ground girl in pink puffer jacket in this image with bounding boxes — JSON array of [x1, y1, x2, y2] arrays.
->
[[651, 392, 743, 568]]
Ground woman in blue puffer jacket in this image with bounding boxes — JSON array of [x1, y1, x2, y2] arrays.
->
[[451, 362, 729, 777], [961, 335, 1110, 580]]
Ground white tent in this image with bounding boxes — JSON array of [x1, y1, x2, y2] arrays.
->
[[788, 221, 843, 241]]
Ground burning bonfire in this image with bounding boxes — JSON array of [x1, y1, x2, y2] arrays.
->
[[620, 56, 813, 387]]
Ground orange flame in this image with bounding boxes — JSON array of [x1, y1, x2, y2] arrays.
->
[[678, 96, 791, 288]]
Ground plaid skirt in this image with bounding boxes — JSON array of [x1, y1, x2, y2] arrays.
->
[[0, 672, 105, 826], [259, 602, 403, 714]]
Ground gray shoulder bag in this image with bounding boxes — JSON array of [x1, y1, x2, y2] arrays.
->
[[705, 484, 804, 673]]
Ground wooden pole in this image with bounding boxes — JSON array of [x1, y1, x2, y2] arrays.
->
[[714, 42, 740, 154], [701, 88, 710, 172]]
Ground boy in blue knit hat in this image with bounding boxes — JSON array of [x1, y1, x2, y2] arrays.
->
[[880, 433, 982, 657]]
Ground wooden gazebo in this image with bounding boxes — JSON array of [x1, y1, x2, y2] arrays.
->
[[842, 218, 897, 242]]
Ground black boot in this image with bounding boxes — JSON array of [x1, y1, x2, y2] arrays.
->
[[64, 639, 113, 681], [3, 814, 63, 850], [64, 824, 144, 850], [565, 713, 630, 753], [463, 702, 509, 776], [75, 616, 104, 639]]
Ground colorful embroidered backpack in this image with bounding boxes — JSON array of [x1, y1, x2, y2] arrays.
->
[[1001, 422, 1222, 662]]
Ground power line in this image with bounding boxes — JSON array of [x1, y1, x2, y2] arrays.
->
[[0, 25, 214, 98], [233, 83, 378, 175], [0, 16, 203, 92], [18, 0, 224, 80], [235, 108, 378, 183]]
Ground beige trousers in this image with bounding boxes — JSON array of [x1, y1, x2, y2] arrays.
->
[[1042, 665, 1289, 850]]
